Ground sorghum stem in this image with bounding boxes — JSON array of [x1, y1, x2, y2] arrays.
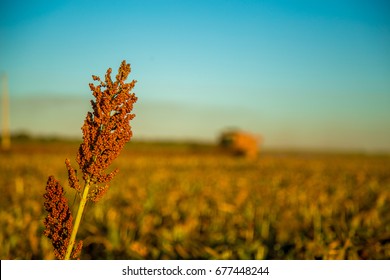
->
[[64, 179, 91, 260]]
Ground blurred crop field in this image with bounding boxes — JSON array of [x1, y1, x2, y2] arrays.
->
[[1, 140, 390, 260]]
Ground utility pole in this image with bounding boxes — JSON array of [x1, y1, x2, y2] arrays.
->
[[2, 74, 10, 151]]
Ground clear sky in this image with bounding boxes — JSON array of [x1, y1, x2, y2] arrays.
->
[[1, 0, 390, 151]]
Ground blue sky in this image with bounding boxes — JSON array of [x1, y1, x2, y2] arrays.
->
[[1, 0, 390, 151]]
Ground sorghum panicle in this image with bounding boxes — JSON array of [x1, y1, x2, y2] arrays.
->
[[43, 60, 137, 259], [43, 176, 82, 260], [77, 60, 137, 201]]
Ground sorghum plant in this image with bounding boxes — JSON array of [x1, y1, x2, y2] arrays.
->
[[43, 60, 137, 259]]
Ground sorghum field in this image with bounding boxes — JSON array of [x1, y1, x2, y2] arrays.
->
[[1, 140, 389, 259]]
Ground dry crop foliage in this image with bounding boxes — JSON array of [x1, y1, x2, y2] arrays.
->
[[0, 144, 390, 259], [43, 61, 137, 259]]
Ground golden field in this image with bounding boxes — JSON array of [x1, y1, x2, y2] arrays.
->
[[0, 140, 389, 259]]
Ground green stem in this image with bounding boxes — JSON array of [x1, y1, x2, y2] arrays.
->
[[65, 179, 91, 260]]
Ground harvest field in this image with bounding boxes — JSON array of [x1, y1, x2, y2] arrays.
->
[[1, 139, 389, 260]]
